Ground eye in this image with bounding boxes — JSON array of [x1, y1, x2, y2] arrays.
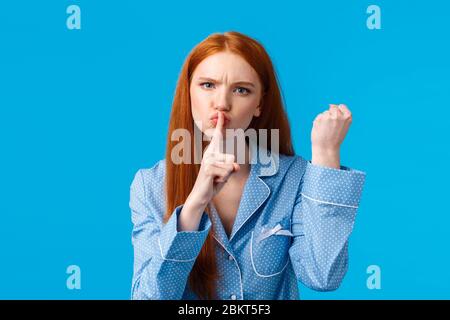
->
[[234, 87, 251, 95], [200, 82, 215, 89]]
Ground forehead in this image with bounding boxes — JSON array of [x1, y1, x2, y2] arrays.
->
[[192, 51, 259, 82]]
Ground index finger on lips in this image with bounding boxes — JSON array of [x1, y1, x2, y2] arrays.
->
[[210, 111, 224, 151]]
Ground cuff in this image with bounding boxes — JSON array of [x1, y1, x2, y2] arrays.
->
[[158, 205, 212, 261], [302, 161, 366, 208]]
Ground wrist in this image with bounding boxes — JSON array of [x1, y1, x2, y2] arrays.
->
[[311, 148, 340, 169], [185, 194, 209, 214]]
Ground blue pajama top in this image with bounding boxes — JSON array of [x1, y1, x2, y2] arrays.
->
[[129, 149, 366, 300]]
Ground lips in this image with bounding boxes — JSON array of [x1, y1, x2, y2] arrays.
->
[[210, 112, 230, 126]]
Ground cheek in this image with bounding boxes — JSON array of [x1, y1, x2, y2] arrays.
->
[[190, 89, 213, 134], [190, 89, 209, 121], [233, 97, 260, 123]]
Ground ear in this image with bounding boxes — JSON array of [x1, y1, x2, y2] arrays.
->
[[254, 98, 263, 117], [253, 105, 261, 117]]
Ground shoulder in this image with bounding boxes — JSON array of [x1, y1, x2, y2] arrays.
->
[[252, 151, 309, 179], [129, 159, 167, 223], [130, 159, 166, 204], [276, 153, 309, 177], [134, 159, 166, 187]]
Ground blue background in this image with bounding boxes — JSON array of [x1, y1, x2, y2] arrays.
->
[[1, 0, 449, 299]]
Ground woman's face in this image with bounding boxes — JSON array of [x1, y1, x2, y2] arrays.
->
[[190, 51, 263, 137]]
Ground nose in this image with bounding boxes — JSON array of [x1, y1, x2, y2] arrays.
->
[[214, 88, 231, 111]]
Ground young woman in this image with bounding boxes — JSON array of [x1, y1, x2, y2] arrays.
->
[[130, 31, 366, 300]]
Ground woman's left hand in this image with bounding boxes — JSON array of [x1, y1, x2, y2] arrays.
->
[[310, 104, 353, 169]]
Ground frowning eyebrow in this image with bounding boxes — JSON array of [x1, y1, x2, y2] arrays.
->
[[196, 77, 256, 88]]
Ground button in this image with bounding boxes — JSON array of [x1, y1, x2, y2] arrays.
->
[[230, 294, 237, 300], [228, 255, 233, 261]]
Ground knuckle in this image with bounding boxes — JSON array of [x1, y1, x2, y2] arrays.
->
[[204, 166, 212, 175]]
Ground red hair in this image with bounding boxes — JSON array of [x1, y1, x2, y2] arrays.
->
[[164, 31, 294, 299]]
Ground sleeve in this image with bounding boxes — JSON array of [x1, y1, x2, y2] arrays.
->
[[130, 169, 212, 300], [288, 160, 366, 291]]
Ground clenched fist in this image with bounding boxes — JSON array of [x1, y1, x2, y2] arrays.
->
[[311, 104, 353, 169]]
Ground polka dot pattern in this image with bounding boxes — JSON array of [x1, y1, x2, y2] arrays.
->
[[129, 151, 366, 300]]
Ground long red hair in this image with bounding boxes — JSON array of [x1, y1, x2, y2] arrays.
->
[[164, 31, 294, 299]]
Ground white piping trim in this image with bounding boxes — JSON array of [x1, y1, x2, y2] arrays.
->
[[300, 193, 359, 209], [212, 235, 244, 300], [250, 231, 290, 278], [158, 236, 196, 262]]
